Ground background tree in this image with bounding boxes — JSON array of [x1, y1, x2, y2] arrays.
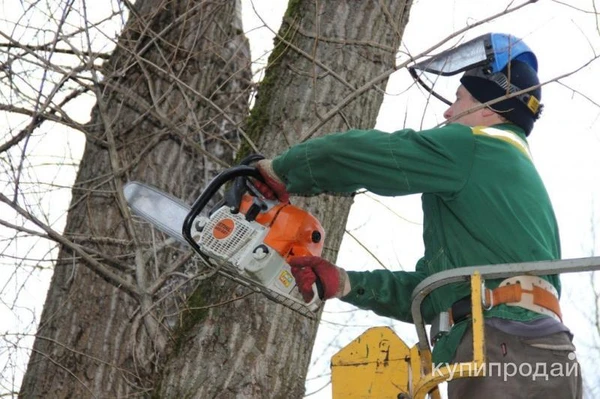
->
[[1, 0, 412, 397], [15, 0, 253, 396]]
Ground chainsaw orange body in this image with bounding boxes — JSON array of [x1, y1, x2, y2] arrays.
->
[[237, 194, 324, 260]]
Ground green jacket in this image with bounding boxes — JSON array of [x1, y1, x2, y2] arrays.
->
[[272, 123, 561, 363]]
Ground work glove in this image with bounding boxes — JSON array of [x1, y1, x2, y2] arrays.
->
[[290, 256, 347, 302], [253, 159, 290, 203]]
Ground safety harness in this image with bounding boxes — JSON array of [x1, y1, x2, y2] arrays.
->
[[431, 276, 562, 345]]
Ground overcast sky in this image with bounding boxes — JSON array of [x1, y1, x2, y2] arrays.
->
[[1, 0, 599, 397]]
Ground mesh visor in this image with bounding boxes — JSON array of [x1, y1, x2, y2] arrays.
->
[[411, 35, 490, 77], [408, 33, 537, 106], [409, 35, 492, 105]]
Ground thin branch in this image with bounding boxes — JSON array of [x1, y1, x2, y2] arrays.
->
[[344, 229, 391, 269], [27, 348, 98, 399], [557, 81, 600, 109], [165, 291, 255, 316], [148, 251, 194, 294], [0, 192, 138, 296], [0, 218, 51, 240], [0, 42, 111, 59], [0, 87, 92, 154], [143, 266, 222, 319], [550, 0, 599, 14], [11, 333, 140, 379], [362, 192, 422, 225]]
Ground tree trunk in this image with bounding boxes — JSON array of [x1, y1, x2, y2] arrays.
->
[[157, 1, 412, 398], [20, 0, 251, 397], [20, 0, 413, 398]]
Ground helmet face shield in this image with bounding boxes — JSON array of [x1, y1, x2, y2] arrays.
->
[[408, 66, 462, 106], [408, 33, 539, 105], [411, 35, 491, 77]]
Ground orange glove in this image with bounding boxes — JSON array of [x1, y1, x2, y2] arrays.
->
[[290, 256, 344, 302], [253, 159, 290, 203]]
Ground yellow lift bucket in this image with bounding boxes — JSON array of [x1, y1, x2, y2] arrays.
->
[[331, 272, 487, 399], [331, 326, 412, 398]]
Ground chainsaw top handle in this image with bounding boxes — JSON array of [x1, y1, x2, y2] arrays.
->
[[224, 154, 265, 212], [182, 164, 266, 251]]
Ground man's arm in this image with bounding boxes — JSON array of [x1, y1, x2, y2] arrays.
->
[[290, 255, 435, 324], [270, 125, 476, 199]]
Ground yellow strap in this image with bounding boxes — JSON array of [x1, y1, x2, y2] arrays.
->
[[471, 126, 533, 161]]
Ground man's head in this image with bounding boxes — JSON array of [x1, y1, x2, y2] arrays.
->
[[456, 60, 543, 135], [410, 33, 543, 135]]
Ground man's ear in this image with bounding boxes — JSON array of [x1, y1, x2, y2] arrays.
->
[[481, 106, 497, 118]]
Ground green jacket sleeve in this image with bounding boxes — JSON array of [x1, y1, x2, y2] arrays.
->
[[342, 258, 432, 323], [271, 124, 476, 199]]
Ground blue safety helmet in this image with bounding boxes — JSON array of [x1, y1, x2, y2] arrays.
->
[[409, 33, 543, 135]]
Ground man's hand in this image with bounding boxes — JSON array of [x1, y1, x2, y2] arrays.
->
[[289, 256, 347, 302], [254, 159, 290, 203]]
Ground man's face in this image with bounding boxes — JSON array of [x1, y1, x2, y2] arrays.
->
[[443, 85, 484, 126]]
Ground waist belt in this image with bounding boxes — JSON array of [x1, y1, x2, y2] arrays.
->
[[430, 275, 562, 345]]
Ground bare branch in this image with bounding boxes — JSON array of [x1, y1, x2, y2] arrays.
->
[[0, 192, 138, 296]]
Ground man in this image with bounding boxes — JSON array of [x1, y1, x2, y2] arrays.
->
[[254, 33, 581, 398]]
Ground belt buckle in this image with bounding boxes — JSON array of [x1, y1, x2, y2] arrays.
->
[[430, 311, 452, 346], [482, 282, 494, 311]]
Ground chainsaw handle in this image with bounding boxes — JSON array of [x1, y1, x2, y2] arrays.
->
[[182, 165, 264, 251], [289, 247, 325, 301], [315, 278, 325, 300], [224, 154, 266, 210], [306, 283, 323, 309]]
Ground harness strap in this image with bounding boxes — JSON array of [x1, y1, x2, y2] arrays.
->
[[485, 275, 562, 321], [433, 276, 562, 345]]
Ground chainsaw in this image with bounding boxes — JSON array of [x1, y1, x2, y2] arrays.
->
[[123, 155, 325, 318]]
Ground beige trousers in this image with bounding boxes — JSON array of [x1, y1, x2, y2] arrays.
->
[[448, 325, 582, 399]]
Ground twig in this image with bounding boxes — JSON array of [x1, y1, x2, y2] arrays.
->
[[344, 229, 391, 270], [0, 192, 138, 296]]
